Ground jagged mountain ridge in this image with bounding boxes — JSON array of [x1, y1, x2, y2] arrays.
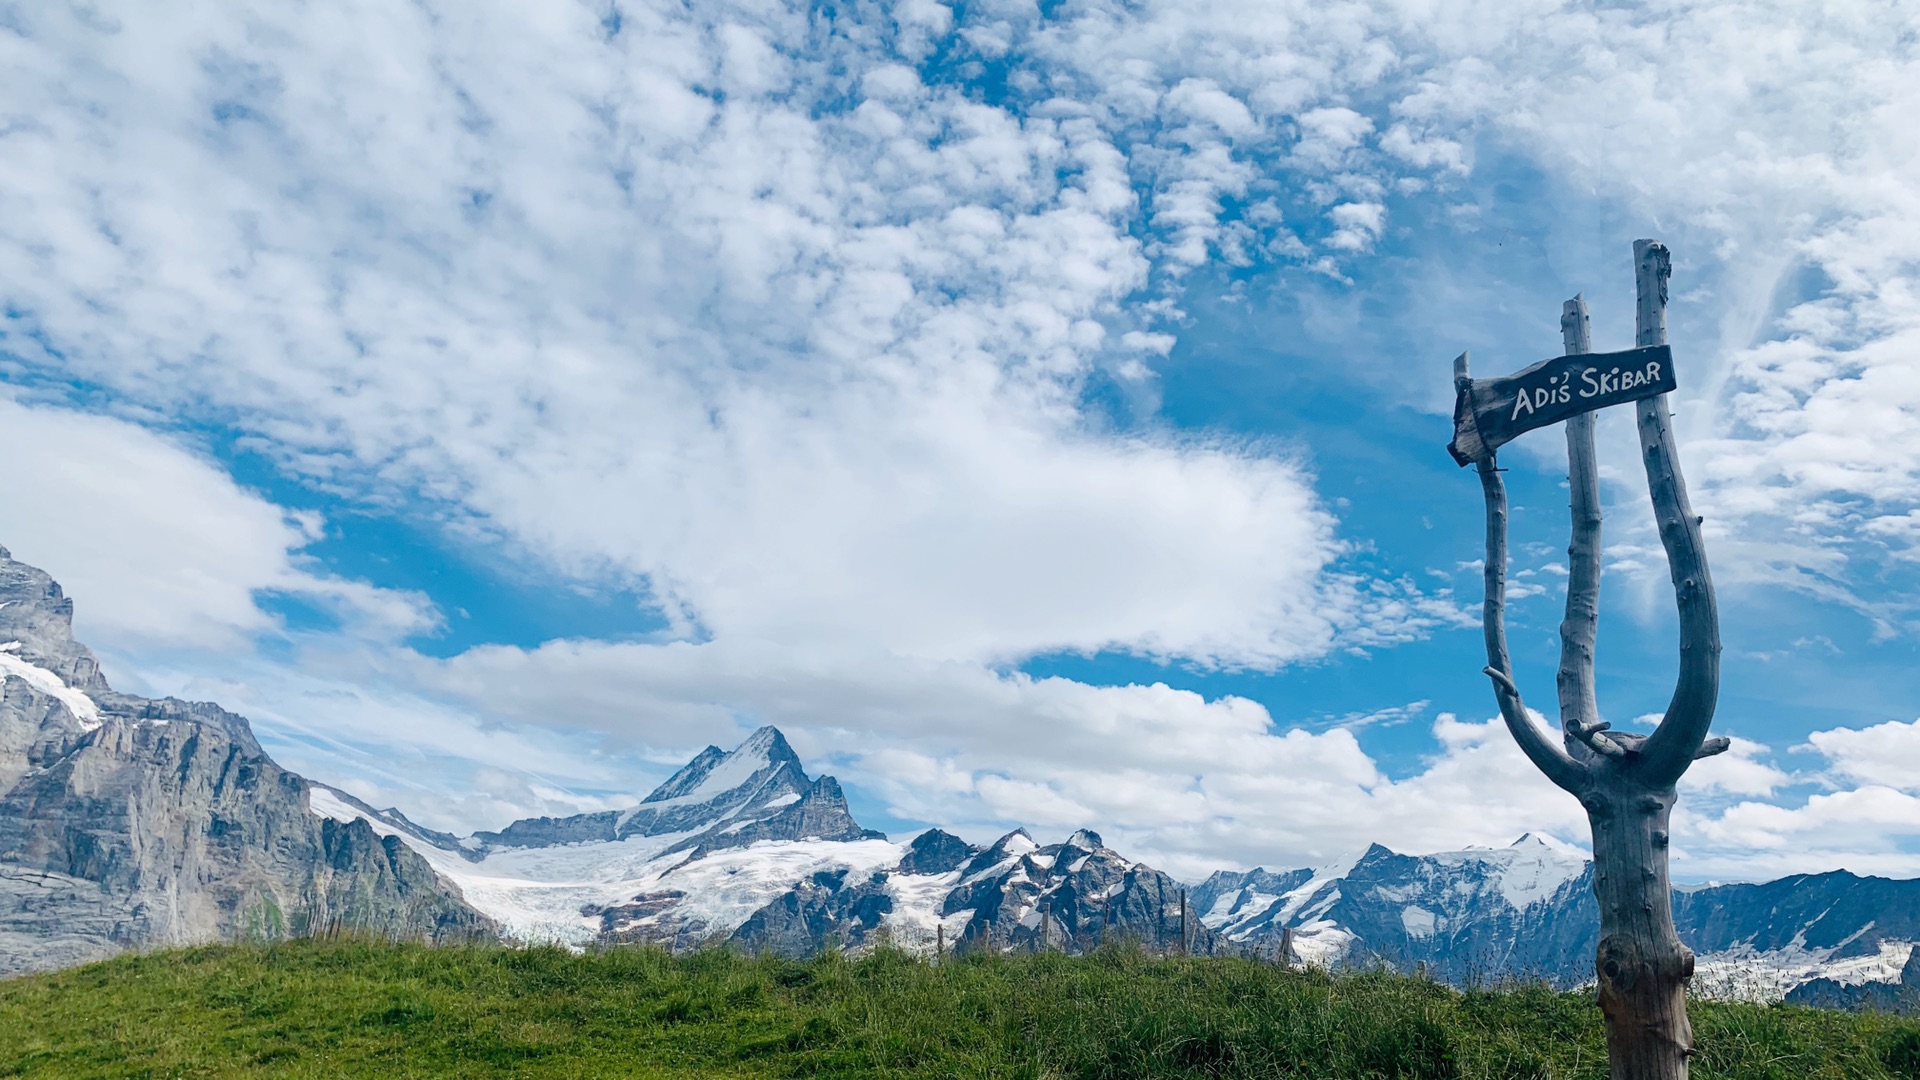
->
[[315, 728, 1216, 957], [321, 725, 1920, 1003], [472, 727, 884, 857], [0, 545, 496, 976], [5, 541, 1919, 1004], [1196, 837, 1920, 999]]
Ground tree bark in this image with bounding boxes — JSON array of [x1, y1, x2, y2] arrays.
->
[[1464, 241, 1722, 1079], [1458, 351, 1586, 794], [1583, 240, 1718, 1080], [1558, 295, 1603, 762], [1589, 779, 1694, 1078], [1630, 241, 1721, 789]]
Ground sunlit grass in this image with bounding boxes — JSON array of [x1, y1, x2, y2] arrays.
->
[[0, 938, 1914, 1078]]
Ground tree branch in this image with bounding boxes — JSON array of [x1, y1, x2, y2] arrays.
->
[[1557, 294, 1607, 765], [1462, 348, 1586, 794], [1630, 240, 1723, 787]]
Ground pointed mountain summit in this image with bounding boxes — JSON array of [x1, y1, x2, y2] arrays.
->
[[642, 726, 802, 803], [469, 725, 881, 859]]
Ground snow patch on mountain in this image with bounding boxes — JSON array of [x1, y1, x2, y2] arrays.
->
[[644, 728, 789, 809], [1289, 921, 1356, 966], [1695, 939, 1915, 1002], [1432, 834, 1588, 911], [1402, 906, 1438, 938], [879, 870, 971, 951], [0, 642, 99, 729], [310, 784, 900, 945]]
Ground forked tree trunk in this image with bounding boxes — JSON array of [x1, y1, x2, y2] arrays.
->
[[1461, 240, 1725, 1079]]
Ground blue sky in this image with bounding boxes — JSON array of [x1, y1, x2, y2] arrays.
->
[[3, 0, 1919, 883]]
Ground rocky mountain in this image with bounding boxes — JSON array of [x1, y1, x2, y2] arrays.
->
[[320, 723, 1920, 1006], [1196, 838, 1920, 1001], [0, 546, 496, 976], [1196, 836, 1595, 977], [471, 726, 883, 858], [1788, 944, 1920, 1014], [6, 543, 1919, 1006], [318, 728, 1215, 957]]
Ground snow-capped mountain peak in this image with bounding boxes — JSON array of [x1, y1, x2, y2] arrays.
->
[[1065, 828, 1104, 852], [460, 726, 871, 860], [640, 726, 802, 806]]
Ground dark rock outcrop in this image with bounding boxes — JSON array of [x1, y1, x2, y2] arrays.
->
[[896, 828, 976, 876], [943, 828, 1223, 955], [730, 868, 896, 954]]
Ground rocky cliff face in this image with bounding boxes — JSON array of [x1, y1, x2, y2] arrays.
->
[[0, 546, 496, 975]]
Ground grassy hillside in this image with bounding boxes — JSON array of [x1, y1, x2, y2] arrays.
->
[[1, 940, 1915, 1078]]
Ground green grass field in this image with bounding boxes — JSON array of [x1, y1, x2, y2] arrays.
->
[[1, 939, 1915, 1078]]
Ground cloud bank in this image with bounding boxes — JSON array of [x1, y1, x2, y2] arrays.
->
[[2, 0, 1919, 881]]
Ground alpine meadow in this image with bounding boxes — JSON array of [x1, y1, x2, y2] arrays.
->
[[4, 1, 1920, 1078]]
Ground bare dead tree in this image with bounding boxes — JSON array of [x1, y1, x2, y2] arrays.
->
[[1458, 240, 1727, 1079]]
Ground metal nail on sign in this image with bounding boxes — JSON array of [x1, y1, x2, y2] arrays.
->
[[1447, 345, 1675, 466]]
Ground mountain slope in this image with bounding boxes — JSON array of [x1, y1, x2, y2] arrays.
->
[[0, 546, 495, 976], [1195, 835, 1920, 1000], [316, 735, 1219, 958], [468, 727, 881, 858]]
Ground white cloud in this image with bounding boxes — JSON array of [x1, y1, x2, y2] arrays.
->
[[1685, 785, 1920, 881], [2, 0, 1919, 891], [1325, 201, 1386, 252], [41, 589, 1906, 886], [1681, 736, 1788, 798], [0, 0, 1449, 671], [1806, 717, 1920, 794], [129, 651, 649, 832], [1015, 0, 1920, 608], [1671, 719, 1920, 880], [0, 397, 431, 652], [1165, 79, 1259, 138], [371, 637, 1588, 877]]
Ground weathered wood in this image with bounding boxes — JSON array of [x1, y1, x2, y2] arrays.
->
[[1589, 780, 1693, 1079], [1458, 352, 1587, 795], [1458, 242, 1722, 1079], [1558, 295, 1609, 763], [1577, 240, 1718, 1080], [1449, 345, 1676, 465], [1631, 239, 1721, 787]]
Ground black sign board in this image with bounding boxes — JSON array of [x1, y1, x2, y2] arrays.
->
[[1448, 345, 1675, 466]]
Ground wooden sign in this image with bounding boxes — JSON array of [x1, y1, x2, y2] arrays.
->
[[1447, 345, 1674, 466]]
